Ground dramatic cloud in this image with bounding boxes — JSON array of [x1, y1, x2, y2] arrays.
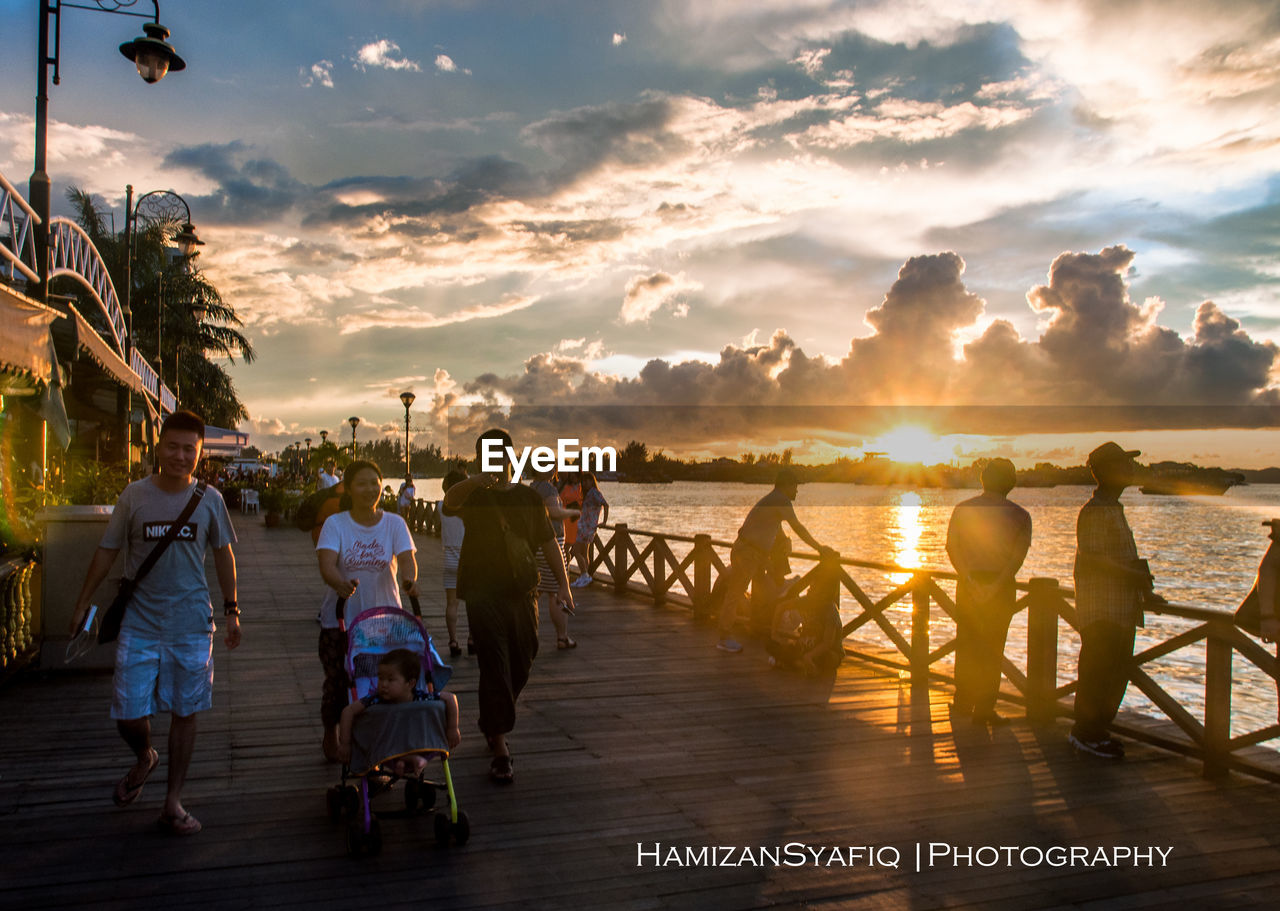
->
[[440, 247, 1280, 448], [355, 40, 421, 72]]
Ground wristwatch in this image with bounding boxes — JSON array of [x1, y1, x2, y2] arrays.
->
[[223, 600, 240, 617]]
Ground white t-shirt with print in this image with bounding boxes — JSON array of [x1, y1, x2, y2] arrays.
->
[[316, 511, 415, 627]]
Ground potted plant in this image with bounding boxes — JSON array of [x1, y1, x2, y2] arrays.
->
[[259, 487, 287, 528]]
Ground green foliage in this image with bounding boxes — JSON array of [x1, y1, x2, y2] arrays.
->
[[64, 461, 130, 505], [259, 487, 287, 514]]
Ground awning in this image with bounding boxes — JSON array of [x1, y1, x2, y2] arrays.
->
[[67, 304, 147, 396], [0, 286, 58, 387], [0, 285, 71, 447]]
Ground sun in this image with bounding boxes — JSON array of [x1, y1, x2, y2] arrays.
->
[[868, 425, 956, 465]]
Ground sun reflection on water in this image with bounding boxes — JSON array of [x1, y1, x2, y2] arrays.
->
[[890, 490, 924, 584]]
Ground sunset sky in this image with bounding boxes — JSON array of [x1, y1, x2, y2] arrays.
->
[[3, 0, 1278, 466]]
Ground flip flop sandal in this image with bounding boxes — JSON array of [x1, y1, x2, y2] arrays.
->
[[449, 640, 462, 657], [489, 754, 514, 784], [112, 748, 159, 808], [157, 810, 202, 836], [556, 636, 577, 650]]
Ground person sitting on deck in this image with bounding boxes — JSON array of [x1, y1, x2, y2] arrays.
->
[[337, 648, 461, 777], [766, 557, 844, 676]]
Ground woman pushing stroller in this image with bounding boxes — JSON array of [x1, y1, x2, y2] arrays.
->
[[315, 459, 418, 761]]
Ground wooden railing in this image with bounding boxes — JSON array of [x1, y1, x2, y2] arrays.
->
[[0, 552, 40, 681], [587, 523, 1280, 783]]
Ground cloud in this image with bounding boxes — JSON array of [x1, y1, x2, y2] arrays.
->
[[434, 54, 472, 76], [613, 33, 628, 46], [338, 294, 541, 335], [301, 60, 334, 88], [441, 246, 1280, 448], [355, 39, 421, 73], [620, 271, 701, 323]]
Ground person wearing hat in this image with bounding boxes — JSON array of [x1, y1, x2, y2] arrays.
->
[[1069, 441, 1159, 759], [945, 457, 1032, 726], [715, 468, 838, 653]]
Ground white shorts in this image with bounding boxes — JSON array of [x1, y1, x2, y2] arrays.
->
[[111, 631, 214, 720]]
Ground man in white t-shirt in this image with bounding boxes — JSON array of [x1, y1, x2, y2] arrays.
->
[[70, 410, 240, 837], [317, 458, 339, 490]]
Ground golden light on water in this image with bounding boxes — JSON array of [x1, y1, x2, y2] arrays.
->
[[890, 490, 924, 584]]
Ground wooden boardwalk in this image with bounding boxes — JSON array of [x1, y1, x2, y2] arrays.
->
[[2, 512, 1280, 910]]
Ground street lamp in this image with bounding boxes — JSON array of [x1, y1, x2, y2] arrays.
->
[[399, 391, 415, 479], [348, 416, 360, 458], [319, 429, 328, 446], [29, 0, 187, 305], [125, 187, 203, 383]]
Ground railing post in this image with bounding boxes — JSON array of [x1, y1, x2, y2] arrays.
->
[[693, 534, 712, 623], [911, 574, 930, 683], [653, 539, 666, 607], [1203, 620, 1233, 779], [613, 524, 629, 595], [1026, 578, 1061, 724]]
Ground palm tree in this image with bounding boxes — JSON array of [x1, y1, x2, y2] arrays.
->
[[63, 187, 255, 427]]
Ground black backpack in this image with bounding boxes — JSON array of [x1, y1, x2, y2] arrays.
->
[[294, 484, 341, 532]]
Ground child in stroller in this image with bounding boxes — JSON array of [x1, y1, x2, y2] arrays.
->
[[327, 605, 470, 854], [337, 648, 460, 774]]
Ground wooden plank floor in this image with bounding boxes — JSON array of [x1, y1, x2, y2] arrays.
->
[[2, 512, 1279, 910]]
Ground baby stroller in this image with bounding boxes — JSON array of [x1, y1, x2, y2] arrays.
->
[[326, 601, 470, 854]]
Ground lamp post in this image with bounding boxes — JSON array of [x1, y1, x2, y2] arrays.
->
[[126, 187, 203, 383], [319, 429, 328, 447], [348, 416, 360, 458], [30, 0, 187, 306], [399, 391, 415, 479], [305, 436, 312, 471]]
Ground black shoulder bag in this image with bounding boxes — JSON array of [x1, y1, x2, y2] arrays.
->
[[492, 488, 540, 595], [99, 482, 208, 644]]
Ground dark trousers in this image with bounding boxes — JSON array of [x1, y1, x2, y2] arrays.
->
[[318, 628, 349, 728], [1072, 621, 1136, 741], [467, 594, 539, 737], [952, 596, 1013, 717]]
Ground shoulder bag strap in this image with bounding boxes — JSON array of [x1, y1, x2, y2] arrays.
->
[[129, 481, 208, 588]]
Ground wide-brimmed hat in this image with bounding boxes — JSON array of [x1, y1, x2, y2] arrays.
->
[[1086, 441, 1140, 467]]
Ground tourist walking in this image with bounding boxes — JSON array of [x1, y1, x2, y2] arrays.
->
[[1069, 442, 1161, 759], [440, 469, 469, 656], [717, 468, 837, 653], [314, 460, 418, 762], [529, 463, 581, 648], [945, 458, 1032, 726], [570, 472, 609, 586], [318, 458, 339, 490], [442, 428, 575, 784], [69, 410, 240, 837]]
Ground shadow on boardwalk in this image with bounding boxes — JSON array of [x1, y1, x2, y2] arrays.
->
[[3, 513, 1280, 910]]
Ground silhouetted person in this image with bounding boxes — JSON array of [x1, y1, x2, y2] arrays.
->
[[945, 458, 1031, 726], [717, 468, 836, 653], [1069, 442, 1162, 759]]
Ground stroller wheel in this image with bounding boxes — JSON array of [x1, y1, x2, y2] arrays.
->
[[404, 778, 421, 814], [453, 810, 471, 846], [326, 786, 343, 822], [342, 785, 359, 816], [434, 811, 452, 848], [346, 821, 363, 857], [366, 818, 383, 856]]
